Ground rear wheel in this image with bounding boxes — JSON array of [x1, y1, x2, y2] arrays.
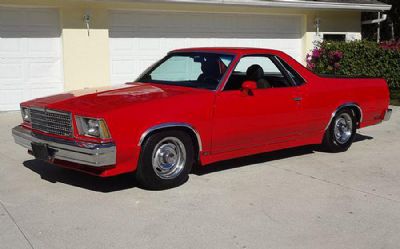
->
[[322, 109, 357, 152], [136, 130, 194, 190]]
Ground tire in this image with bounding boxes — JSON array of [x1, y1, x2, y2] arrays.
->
[[136, 130, 195, 190], [322, 109, 357, 153]]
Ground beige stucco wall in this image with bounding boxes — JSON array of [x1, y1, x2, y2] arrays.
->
[[0, 0, 362, 90], [61, 7, 110, 90], [305, 11, 362, 52]]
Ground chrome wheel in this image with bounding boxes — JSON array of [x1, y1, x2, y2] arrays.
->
[[334, 113, 353, 144], [151, 137, 187, 180]]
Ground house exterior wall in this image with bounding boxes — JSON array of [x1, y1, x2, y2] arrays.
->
[[0, 0, 362, 91], [61, 7, 110, 90], [305, 11, 362, 52]]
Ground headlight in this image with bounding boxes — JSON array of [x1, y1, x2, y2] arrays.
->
[[21, 107, 31, 123], [75, 116, 111, 139]]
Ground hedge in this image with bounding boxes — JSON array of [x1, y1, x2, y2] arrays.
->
[[306, 40, 400, 90]]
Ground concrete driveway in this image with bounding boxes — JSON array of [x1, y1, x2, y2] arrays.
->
[[1, 107, 400, 249]]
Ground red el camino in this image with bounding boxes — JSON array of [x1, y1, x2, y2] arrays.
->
[[12, 48, 392, 189]]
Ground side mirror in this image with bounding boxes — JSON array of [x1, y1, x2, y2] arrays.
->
[[241, 81, 257, 95], [242, 81, 257, 90]]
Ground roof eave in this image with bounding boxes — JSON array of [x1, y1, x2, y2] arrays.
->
[[136, 0, 392, 11]]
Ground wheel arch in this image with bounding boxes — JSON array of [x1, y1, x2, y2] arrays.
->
[[138, 123, 202, 160], [326, 103, 363, 130]]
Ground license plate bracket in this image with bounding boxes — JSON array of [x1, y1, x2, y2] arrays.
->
[[31, 142, 51, 161]]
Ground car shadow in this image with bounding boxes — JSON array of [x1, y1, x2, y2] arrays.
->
[[23, 133, 373, 192], [193, 133, 374, 176], [23, 160, 138, 193], [354, 133, 373, 142], [193, 145, 315, 176]]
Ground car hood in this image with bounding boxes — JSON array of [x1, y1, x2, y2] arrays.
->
[[22, 83, 210, 115]]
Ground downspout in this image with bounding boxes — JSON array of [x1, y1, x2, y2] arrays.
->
[[362, 12, 388, 42], [389, 22, 395, 41]]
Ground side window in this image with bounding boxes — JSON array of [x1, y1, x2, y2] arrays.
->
[[275, 56, 306, 86], [224, 55, 293, 91], [234, 57, 281, 75]]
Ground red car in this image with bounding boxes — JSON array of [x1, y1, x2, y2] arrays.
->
[[12, 48, 392, 189]]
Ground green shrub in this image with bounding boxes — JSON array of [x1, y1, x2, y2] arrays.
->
[[306, 40, 400, 90]]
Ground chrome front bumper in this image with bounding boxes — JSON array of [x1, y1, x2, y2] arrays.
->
[[384, 108, 392, 121], [12, 126, 116, 167]]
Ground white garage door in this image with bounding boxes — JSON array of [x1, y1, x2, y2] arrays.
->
[[0, 7, 63, 111], [110, 10, 303, 85]]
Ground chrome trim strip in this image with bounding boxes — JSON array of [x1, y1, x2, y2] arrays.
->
[[138, 123, 203, 151], [325, 103, 363, 131], [12, 126, 116, 167], [384, 108, 392, 121]]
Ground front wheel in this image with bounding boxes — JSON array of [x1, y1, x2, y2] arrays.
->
[[136, 130, 194, 190], [322, 109, 357, 153]]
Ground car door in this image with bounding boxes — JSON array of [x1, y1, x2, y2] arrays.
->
[[273, 55, 321, 137], [211, 55, 304, 155]]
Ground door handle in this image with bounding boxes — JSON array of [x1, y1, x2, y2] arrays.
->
[[293, 97, 303, 102]]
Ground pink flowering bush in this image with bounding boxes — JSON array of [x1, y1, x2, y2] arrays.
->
[[306, 46, 343, 73], [380, 40, 400, 50], [306, 40, 400, 90]]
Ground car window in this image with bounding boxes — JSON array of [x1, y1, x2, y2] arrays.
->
[[139, 52, 235, 90], [151, 56, 202, 82], [220, 56, 233, 67], [275, 56, 306, 86], [234, 56, 281, 74], [224, 55, 292, 91]]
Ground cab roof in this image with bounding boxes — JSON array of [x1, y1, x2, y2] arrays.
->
[[171, 47, 286, 56]]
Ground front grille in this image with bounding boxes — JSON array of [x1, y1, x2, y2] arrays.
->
[[30, 108, 73, 137]]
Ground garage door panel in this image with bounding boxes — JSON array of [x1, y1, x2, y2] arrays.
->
[[0, 89, 25, 110], [0, 36, 61, 57], [0, 7, 63, 111], [112, 57, 159, 83], [28, 60, 62, 82], [0, 37, 23, 54], [0, 61, 23, 82], [110, 11, 303, 85], [1, 9, 60, 33], [110, 12, 302, 38], [163, 38, 187, 51], [30, 86, 62, 97], [0, 10, 24, 26], [27, 37, 61, 56], [110, 38, 135, 53], [112, 60, 135, 74], [26, 9, 59, 25], [138, 39, 161, 51]]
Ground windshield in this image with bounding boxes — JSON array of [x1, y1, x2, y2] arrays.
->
[[138, 52, 235, 90]]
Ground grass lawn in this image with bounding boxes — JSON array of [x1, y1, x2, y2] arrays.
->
[[391, 89, 400, 106]]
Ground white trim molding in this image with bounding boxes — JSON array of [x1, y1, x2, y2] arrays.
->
[[100, 0, 392, 11]]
